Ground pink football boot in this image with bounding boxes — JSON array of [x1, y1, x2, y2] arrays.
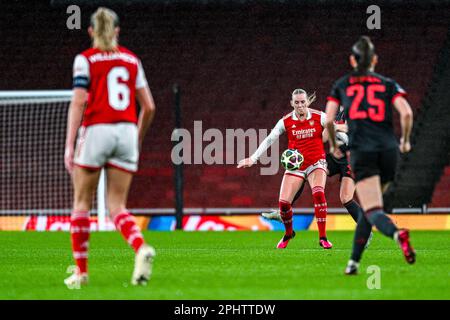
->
[[319, 238, 333, 249], [396, 229, 416, 264], [276, 231, 296, 249]]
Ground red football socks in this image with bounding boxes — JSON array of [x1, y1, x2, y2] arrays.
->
[[312, 186, 327, 239], [114, 211, 145, 253], [70, 210, 90, 274], [279, 200, 294, 236]]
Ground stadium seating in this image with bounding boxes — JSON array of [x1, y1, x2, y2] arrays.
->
[[2, 2, 449, 209], [386, 35, 450, 210]]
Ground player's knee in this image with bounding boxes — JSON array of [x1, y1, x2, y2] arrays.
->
[[279, 200, 292, 213], [340, 193, 353, 205]]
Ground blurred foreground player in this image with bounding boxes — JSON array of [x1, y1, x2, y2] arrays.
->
[[238, 89, 333, 250], [64, 8, 156, 286], [325, 36, 415, 274]]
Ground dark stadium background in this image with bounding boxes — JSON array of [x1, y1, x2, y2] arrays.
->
[[1, 0, 449, 211]]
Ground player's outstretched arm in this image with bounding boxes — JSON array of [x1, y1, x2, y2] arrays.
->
[[136, 85, 156, 148], [237, 157, 255, 168], [393, 96, 413, 153], [64, 88, 88, 174], [237, 119, 285, 169]]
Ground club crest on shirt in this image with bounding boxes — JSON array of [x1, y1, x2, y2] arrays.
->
[[309, 120, 315, 126]]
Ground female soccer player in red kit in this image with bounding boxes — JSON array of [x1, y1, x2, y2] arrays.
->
[[64, 8, 156, 286], [238, 89, 332, 249]]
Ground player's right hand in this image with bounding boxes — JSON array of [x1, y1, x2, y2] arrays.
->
[[64, 147, 74, 174], [237, 158, 255, 168], [399, 137, 411, 153]]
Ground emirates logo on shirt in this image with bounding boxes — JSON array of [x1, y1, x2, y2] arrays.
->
[[293, 128, 316, 139]]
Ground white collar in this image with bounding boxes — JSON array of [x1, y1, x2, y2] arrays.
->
[[292, 109, 311, 121]]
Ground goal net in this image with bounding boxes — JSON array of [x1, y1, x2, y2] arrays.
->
[[0, 91, 108, 231]]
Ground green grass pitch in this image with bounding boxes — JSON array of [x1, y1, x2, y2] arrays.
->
[[0, 230, 449, 299]]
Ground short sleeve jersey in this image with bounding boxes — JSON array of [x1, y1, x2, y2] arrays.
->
[[327, 71, 407, 152], [72, 46, 148, 127]]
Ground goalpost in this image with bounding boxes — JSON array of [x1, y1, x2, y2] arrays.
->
[[0, 90, 107, 231]]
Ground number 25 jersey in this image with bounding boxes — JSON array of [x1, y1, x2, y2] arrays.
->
[[72, 46, 148, 127], [327, 71, 407, 152]]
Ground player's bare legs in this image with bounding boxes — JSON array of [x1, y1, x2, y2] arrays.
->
[[276, 174, 304, 248], [340, 177, 366, 224], [339, 177, 355, 204], [106, 167, 133, 218], [346, 175, 415, 275], [355, 176, 384, 211], [65, 166, 101, 287], [307, 169, 332, 249], [279, 173, 305, 203], [340, 177, 363, 223], [73, 167, 101, 212], [106, 167, 145, 250], [106, 167, 155, 285]]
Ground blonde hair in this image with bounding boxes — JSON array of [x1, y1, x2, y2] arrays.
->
[[291, 88, 317, 106], [90, 7, 119, 51]]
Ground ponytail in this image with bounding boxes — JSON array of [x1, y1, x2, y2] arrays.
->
[[292, 88, 317, 107], [351, 36, 375, 73], [90, 7, 119, 51]]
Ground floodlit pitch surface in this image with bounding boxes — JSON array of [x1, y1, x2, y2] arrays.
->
[[0, 231, 448, 299]]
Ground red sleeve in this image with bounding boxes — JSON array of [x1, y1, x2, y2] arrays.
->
[[391, 81, 407, 104], [391, 92, 407, 104]]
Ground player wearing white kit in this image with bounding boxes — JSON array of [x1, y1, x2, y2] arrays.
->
[[64, 8, 156, 287]]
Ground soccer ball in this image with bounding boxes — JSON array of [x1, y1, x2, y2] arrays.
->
[[336, 131, 349, 147], [280, 149, 304, 171]]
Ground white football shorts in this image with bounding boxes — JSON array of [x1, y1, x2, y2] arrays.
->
[[284, 158, 328, 180], [74, 123, 139, 173]]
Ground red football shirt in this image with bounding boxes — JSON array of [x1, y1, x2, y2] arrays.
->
[[250, 109, 326, 171], [72, 46, 148, 127], [283, 110, 326, 170]]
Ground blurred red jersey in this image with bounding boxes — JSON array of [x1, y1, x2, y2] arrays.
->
[[283, 109, 326, 170], [72, 46, 147, 127]]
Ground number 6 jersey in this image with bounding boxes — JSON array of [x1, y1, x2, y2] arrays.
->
[[72, 46, 148, 127], [327, 71, 407, 152]]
